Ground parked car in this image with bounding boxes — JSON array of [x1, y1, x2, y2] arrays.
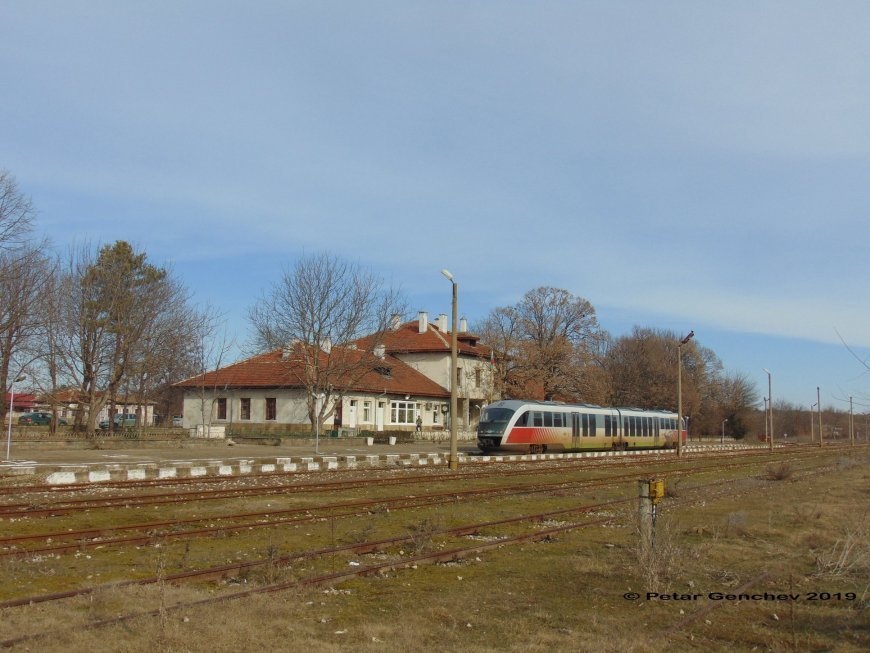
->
[[18, 412, 68, 426], [171, 415, 183, 427], [99, 413, 138, 430]]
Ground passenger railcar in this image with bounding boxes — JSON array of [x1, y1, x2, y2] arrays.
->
[[477, 400, 686, 454]]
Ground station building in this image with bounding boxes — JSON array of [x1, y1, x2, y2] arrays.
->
[[174, 312, 496, 436]]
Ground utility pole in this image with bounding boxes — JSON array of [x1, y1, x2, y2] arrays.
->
[[817, 386, 823, 448], [677, 331, 694, 458]]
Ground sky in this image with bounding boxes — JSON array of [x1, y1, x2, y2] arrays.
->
[[2, 1, 869, 412]]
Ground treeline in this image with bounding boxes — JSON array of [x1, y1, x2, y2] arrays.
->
[[0, 170, 221, 432], [476, 286, 852, 440]]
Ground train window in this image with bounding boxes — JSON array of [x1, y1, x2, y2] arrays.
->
[[581, 413, 588, 436], [604, 415, 611, 437], [553, 412, 564, 428], [588, 414, 597, 435], [642, 417, 649, 437], [544, 412, 553, 427], [515, 412, 528, 427], [533, 412, 543, 427]]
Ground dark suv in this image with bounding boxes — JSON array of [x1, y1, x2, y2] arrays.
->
[[18, 412, 68, 426]]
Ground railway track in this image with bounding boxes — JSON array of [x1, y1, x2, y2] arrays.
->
[[0, 450, 850, 650], [0, 452, 840, 571], [0, 448, 833, 557], [0, 444, 847, 518]]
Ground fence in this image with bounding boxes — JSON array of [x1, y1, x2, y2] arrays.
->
[[7, 426, 188, 442]]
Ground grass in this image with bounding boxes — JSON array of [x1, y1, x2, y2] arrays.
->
[[0, 449, 867, 651]]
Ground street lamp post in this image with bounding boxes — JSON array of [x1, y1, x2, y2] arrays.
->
[[763, 397, 769, 442], [810, 401, 817, 442], [5, 374, 26, 461], [762, 368, 772, 451], [721, 418, 728, 444], [677, 331, 694, 458], [441, 269, 459, 471]]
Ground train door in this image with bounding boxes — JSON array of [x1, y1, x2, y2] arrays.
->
[[613, 408, 623, 449], [571, 412, 580, 449]]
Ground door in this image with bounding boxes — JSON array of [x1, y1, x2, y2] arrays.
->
[[375, 401, 385, 432], [348, 400, 357, 428], [571, 413, 580, 450]]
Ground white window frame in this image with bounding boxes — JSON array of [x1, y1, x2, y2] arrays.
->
[[390, 400, 417, 425]]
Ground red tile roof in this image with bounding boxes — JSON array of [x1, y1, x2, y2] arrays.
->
[[5, 393, 37, 410], [174, 346, 450, 398], [356, 320, 492, 358], [38, 390, 155, 405]]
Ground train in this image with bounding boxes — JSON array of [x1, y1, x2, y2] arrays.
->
[[476, 399, 686, 454]]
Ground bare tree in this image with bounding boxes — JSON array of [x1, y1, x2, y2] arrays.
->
[[478, 287, 605, 401], [178, 304, 235, 435], [121, 274, 202, 433], [33, 258, 65, 435], [53, 241, 186, 433], [0, 170, 35, 251], [0, 244, 52, 425], [248, 253, 405, 431]]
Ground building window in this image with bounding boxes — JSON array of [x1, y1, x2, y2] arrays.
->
[[240, 398, 251, 420], [265, 398, 277, 421], [390, 401, 417, 425], [475, 369, 482, 388], [456, 367, 462, 387], [216, 398, 227, 420], [363, 401, 371, 422]]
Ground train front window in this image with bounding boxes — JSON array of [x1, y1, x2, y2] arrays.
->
[[478, 407, 515, 435]]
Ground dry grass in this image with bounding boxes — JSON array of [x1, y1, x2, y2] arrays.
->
[[765, 461, 794, 480], [0, 449, 867, 652], [815, 516, 869, 580]]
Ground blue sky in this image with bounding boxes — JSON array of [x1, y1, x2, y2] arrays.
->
[[2, 1, 869, 411]]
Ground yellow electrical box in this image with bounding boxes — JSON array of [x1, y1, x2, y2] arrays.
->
[[649, 479, 665, 504]]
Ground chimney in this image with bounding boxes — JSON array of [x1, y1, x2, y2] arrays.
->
[[374, 344, 386, 359], [436, 314, 448, 332], [282, 338, 300, 360], [390, 314, 401, 331], [459, 317, 467, 333], [418, 311, 428, 334]]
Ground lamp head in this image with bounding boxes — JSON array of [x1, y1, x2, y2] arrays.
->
[[680, 330, 694, 345], [440, 269, 454, 282]]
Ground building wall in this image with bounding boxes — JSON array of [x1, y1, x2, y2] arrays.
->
[[182, 387, 454, 432], [393, 352, 493, 402], [183, 388, 310, 429]]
